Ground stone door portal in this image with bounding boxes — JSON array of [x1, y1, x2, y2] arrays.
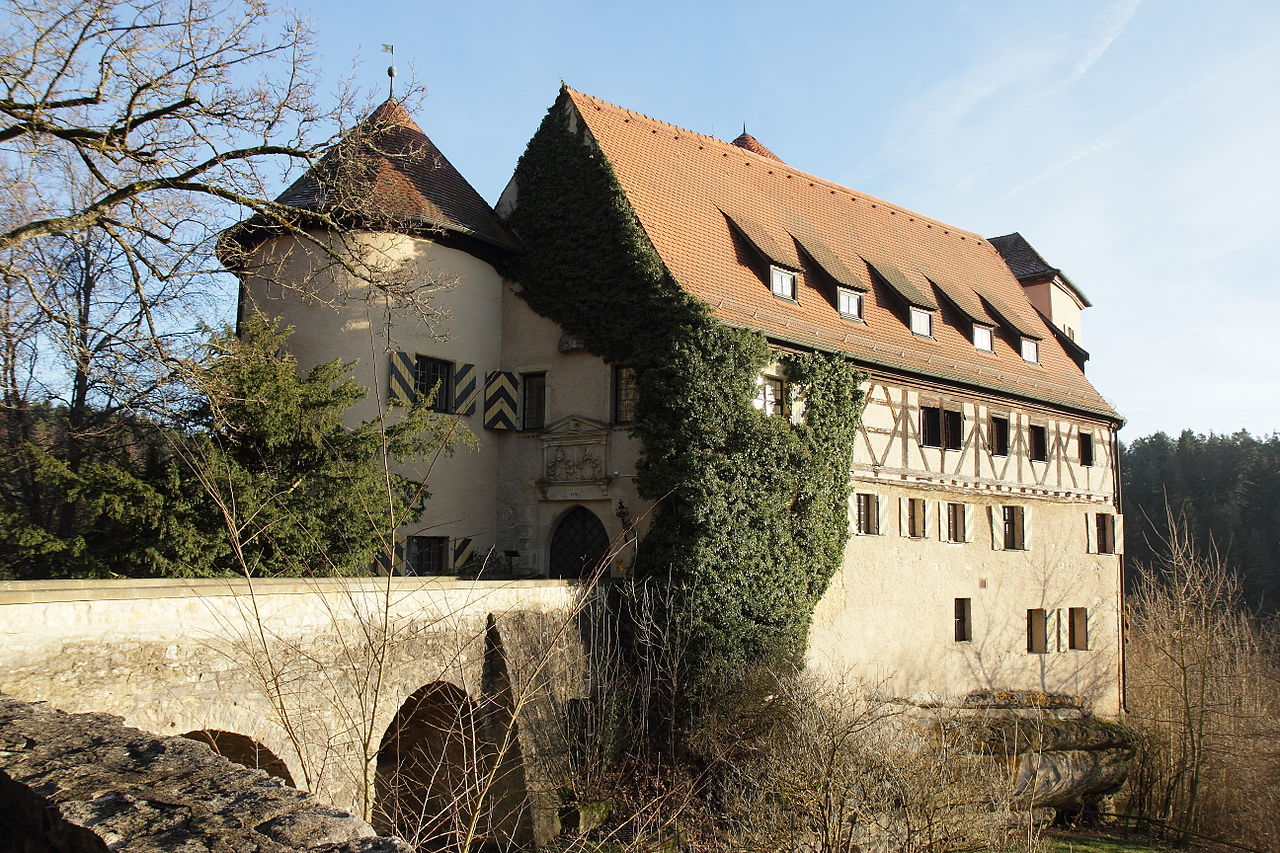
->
[[548, 506, 609, 579]]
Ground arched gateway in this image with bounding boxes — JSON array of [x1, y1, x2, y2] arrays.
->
[[548, 505, 610, 579]]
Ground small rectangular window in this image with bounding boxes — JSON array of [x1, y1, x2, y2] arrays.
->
[[946, 502, 966, 543], [973, 325, 994, 352], [910, 307, 933, 337], [1069, 607, 1089, 650], [990, 416, 1009, 456], [755, 374, 787, 416], [415, 356, 454, 413], [943, 409, 963, 450], [837, 287, 862, 319], [407, 536, 449, 576], [907, 497, 927, 538], [771, 266, 797, 300], [1021, 337, 1040, 363], [1027, 608, 1049, 653], [521, 372, 546, 430], [1029, 425, 1048, 462], [1003, 505, 1026, 551], [955, 598, 972, 642], [921, 406, 942, 447], [1079, 432, 1095, 467], [1096, 514, 1116, 555], [613, 366, 638, 424], [856, 493, 879, 535]]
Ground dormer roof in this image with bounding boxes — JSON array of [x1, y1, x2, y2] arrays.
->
[[552, 88, 1116, 419]]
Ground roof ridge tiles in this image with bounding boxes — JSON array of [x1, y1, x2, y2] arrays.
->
[[565, 86, 986, 243]]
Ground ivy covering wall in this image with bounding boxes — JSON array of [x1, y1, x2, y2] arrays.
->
[[504, 89, 866, 706]]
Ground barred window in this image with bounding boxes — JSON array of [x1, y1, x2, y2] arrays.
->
[[613, 366, 638, 423], [415, 356, 453, 413], [407, 536, 448, 576]]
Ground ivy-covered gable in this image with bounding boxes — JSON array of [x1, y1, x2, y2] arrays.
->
[[503, 88, 865, 705]]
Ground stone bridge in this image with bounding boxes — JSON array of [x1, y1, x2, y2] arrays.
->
[[0, 576, 584, 847]]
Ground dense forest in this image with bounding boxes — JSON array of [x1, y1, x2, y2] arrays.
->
[[1123, 430, 1280, 613]]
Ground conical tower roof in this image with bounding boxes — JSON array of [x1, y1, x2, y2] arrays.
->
[[730, 130, 784, 162], [272, 99, 518, 250]]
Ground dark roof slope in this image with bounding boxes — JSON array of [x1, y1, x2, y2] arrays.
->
[[560, 88, 1116, 419], [989, 232, 1091, 307], [277, 100, 517, 250]]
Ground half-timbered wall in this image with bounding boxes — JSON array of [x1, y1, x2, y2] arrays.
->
[[808, 370, 1123, 714]]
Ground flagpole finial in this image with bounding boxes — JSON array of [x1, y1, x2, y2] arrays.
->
[[382, 44, 397, 99]]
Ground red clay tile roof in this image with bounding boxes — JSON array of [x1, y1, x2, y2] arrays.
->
[[563, 89, 1117, 420], [274, 100, 517, 250], [730, 131, 784, 162]]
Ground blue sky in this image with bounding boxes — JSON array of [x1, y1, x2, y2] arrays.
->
[[294, 0, 1280, 440]]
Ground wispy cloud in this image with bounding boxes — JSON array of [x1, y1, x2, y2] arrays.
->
[[1068, 0, 1143, 84], [998, 48, 1262, 202]]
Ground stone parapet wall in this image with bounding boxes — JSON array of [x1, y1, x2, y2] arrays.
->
[[0, 577, 582, 822], [0, 693, 410, 852]]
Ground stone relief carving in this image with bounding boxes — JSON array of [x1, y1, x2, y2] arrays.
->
[[546, 444, 603, 482]]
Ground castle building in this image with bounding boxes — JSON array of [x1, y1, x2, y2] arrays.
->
[[230, 87, 1124, 714]]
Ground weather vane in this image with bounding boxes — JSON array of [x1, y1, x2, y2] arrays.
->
[[382, 44, 397, 99]]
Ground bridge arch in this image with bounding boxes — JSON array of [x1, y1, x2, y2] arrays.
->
[[181, 729, 294, 786]]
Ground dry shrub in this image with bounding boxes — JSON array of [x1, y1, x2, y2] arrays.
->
[[708, 673, 1040, 853], [1123, 512, 1280, 851]]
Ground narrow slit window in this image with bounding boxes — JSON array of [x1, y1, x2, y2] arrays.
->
[[1027, 608, 1048, 654], [1029, 425, 1048, 462], [755, 374, 787, 416], [856, 493, 879, 535], [955, 598, 972, 642], [921, 406, 942, 447], [521, 372, 546, 430], [1079, 432, 1095, 467], [613, 366, 638, 423], [1096, 514, 1116, 555], [1068, 607, 1089, 650], [946, 502, 965, 543], [943, 409, 963, 450], [1003, 505, 1026, 550], [907, 498, 927, 538], [990, 416, 1009, 456]]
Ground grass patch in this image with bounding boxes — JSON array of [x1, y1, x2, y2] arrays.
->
[[1045, 830, 1174, 852]]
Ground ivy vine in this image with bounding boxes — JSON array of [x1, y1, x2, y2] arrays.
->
[[504, 88, 866, 708]]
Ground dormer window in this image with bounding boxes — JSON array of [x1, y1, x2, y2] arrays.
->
[[1020, 338, 1039, 363], [837, 287, 862, 319], [770, 266, 797, 300], [909, 307, 933, 337], [973, 325, 994, 353]]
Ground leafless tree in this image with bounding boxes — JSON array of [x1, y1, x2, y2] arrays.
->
[[1123, 509, 1280, 850]]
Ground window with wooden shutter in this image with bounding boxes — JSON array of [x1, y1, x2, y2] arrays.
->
[[1027, 609, 1048, 654]]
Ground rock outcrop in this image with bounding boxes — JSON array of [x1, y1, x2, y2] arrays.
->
[[0, 693, 411, 852]]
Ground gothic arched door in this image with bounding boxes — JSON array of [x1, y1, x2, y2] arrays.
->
[[548, 506, 610, 579]]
